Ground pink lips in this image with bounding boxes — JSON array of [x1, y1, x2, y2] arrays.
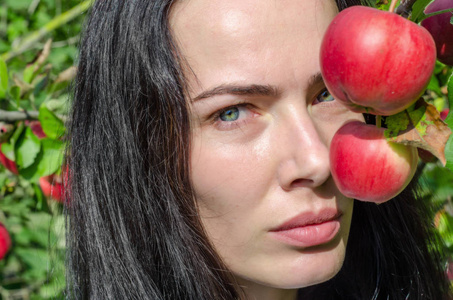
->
[[269, 209, 342, 248]]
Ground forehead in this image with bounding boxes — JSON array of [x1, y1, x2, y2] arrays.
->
[[169, 0, 338, 93]]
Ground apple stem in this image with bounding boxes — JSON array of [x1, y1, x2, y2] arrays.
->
[[376, 115, 382, 128], [389, 0, 398, 13]]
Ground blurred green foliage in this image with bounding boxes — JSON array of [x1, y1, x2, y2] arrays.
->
[[0, 0, 88, 298]]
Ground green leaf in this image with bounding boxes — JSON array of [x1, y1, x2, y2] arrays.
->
[[0, 58, 7, 99], [445, 74, 453, 172], [10, 85, 21, 101], [15, 247, 49, 280], [20, 139, 64, 181], [33, 182, 47, 211], [451, 14, 453, 25], [0, 194, 32, 217], [376, 0, 399, 11], [26, 213, 54, 247], [23, 65, 35, 84], [384, 104, 425, 138], [446, 74, 453, 127], [420, 164, 453, 198], [1, 143, 15, 161], [0, 172, 6, 187], [20, 150, 44, 182], [411, 0, 432, 23], [446, 135, 453, 172], [1, 123, 25, 160], [434, 61, 446, 75], [436, 211, 453, 248], [36, 138, 64, 177], [38, 105, 66, 139], [427, 74, 441, 95], [5, 0, 32, 10], [15, 127, 41, 169]]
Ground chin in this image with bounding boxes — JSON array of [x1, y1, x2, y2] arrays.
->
[[235, 236, 348, 292], [277, 241, 347, 289]]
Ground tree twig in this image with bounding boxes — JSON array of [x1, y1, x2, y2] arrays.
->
[[28, 0, 41, 16], [1, 1, 92, 62], [0, 109, 39, 122], [395, 0, 418, 18]]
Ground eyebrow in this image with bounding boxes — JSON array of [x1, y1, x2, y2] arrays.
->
[[308, 72, 324, 87], [191, 72, 324, 102], [192, 84, 281, 102]]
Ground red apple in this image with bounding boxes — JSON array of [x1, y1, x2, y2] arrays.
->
[[330, 121, 418, 203], [0, 144, 18, 175], [39, 173, 64, 202], [0, 223, 11, 260], [417, 148, 437, 163], [421, 0, 453, 66], [320, 6, 436, 116], [440, 108, 450, 121]]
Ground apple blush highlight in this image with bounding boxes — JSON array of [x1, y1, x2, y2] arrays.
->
[[0, 224, 11, 260], [330, 121, 418, 203], [320, 6, 436, 116]]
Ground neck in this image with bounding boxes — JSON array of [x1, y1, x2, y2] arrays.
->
[[237, 282, 299, 300]]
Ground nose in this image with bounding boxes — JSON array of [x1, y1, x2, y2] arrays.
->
[[275, 107, 331, 191]]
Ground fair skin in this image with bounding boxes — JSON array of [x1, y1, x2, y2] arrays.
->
[[170, 1, 364, 299]]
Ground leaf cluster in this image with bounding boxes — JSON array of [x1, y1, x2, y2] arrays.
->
[[0, 0, 86, 298]]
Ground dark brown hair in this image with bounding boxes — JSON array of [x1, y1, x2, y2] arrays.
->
[[65, 0, 451, 299]]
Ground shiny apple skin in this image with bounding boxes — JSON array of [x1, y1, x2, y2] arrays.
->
[[0, 224, 11, 260], [421, 0, 453, 66], [320, 6, 436, 116], [330, 121, 418, 203]]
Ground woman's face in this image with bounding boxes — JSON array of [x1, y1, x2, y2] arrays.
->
[[171, 0, 364, 298]]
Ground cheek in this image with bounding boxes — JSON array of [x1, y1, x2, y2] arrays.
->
[[311, 107, 365, 147], [190, 130, 270, 220], [189, 133, 267, 260]]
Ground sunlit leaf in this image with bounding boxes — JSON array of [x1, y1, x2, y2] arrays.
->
[[15, 127, 41, 169], [411, 0, 433, 23], [385, 99, 451, 165], [0, 58, 7, 99], [38, 105, 66, 139], [36, 138, 64, 177], [436, 211, 453, 248]]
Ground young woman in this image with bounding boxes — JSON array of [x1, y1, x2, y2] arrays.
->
[[65, 0, 452, 299]]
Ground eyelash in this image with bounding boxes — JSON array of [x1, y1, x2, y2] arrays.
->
[[313, 88, 336, 106], [210, 88, 335, 130], [211, 102, 255, 130]]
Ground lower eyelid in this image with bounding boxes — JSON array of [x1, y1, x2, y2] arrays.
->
[[316, 100, 340, 108], [213, 104, 258, 130]]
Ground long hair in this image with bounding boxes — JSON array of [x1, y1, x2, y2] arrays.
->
[[65, 0, 236, 298], [65, 0, 452, 299]]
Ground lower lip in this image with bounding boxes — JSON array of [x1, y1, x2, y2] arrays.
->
[[270, 219, 341, 248]]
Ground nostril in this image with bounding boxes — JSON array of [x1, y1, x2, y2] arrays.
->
[[289, 178, 315, 189]]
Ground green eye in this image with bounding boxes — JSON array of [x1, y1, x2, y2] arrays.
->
[[220, 107, 240, 121], [317, 89, 334, 102]]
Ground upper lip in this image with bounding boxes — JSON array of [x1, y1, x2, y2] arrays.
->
[[270, 208, 343, 232]]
